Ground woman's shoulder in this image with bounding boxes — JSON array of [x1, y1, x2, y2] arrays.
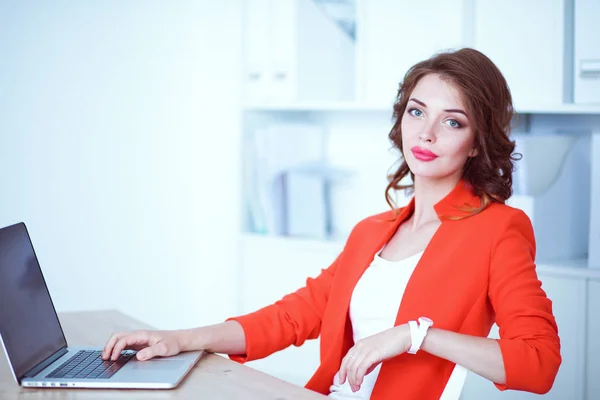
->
[[481, 202, 533, 226], [478, 202, 535, 241]]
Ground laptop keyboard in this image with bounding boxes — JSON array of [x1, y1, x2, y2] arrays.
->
[[46, 350, 135, 380]]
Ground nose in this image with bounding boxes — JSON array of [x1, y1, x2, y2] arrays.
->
[[418, 121, 437, 143]]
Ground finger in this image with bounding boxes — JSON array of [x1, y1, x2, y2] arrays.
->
[[137, 341, 168, 361], [337, 357, 347, 383], [349, 353, 366, 391], [338, 366, 347, 385], [110, 336, 130, 361], [343, 352, 358, 386], [111, 332, 148, 361], [339, 351, 355, 384], [339, 359, 350, 384], [349, 364, 360, 391], [353, 361, 371, 388], [102, 333, 123, 360]]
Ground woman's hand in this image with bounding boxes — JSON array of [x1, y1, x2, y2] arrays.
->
[[101, 321, 247, 361], [338, 324, 411, 392], [102, 330, 186, 361]]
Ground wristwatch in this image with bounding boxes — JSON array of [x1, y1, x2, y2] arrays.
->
[[407, 316, 434, 354]]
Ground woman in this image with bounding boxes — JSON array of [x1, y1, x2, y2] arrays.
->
[[102, 48, 561, 399]]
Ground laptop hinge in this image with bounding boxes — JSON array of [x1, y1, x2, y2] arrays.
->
[[22, 347, 68, 379]]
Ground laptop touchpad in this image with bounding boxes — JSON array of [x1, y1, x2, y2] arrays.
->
[[132, 360, 185, 370]]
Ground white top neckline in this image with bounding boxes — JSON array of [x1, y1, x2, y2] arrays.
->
[[373, 250, 425, 266]]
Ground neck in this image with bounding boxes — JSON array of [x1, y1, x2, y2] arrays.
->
[[410, 176, 461, 229]]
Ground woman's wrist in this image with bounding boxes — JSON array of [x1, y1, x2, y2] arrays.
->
[[177, 326, 211, 352], [398, 323, 412, 353], [178, 321, 246, 354]]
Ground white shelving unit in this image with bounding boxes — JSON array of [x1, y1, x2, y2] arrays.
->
[[239, 0, 600, 397], [246, 101, 600, 115]]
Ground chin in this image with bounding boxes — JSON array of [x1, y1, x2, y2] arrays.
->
[[408, 164, 462, 182], [406, 162, 442, 178], [407, 158, 464, 180], [413, 172, 449, 181]]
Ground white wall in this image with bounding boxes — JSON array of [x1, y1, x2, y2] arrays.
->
[[0, 1, 243, 330]]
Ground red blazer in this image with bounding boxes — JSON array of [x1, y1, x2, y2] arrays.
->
[[229, 180, 561, 399]]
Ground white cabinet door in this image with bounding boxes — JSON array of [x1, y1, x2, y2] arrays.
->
[[473, 0, 567, 109], [461, 274, 586, 399], [242, 0, 355, 105], [358, 0, 467, 106], [574, 0, 600, 104], [587, 279, 600, 399], [268, 0, 298, 103], [243, 0, 272, 104]]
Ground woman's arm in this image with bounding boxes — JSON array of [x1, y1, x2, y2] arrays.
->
[[179, 320, 246, 355], [104, 251, 342, 362], [102, 320, 247, 361], [104, 245, 347, 363], [485, 209, 561, 393], [424, 210, 561, 393], [225, 250, 344, 363], [420, 328, 505, 383]]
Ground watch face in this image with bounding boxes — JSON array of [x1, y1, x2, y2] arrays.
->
[[419, 317, 434, 327]]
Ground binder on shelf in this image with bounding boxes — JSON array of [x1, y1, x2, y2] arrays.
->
[[283, 162, 352, 240], [245, 122, 326, 236]]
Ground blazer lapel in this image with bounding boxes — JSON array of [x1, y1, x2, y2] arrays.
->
[[394, 180, 481, 325]]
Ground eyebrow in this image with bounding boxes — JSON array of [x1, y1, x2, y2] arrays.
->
[[408, 97, 468, 118]]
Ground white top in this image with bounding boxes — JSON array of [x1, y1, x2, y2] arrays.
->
[[328, 251, 468, 400]]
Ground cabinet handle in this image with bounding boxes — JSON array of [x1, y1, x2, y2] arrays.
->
[[580, 60, 600, 78], [273, 72, 287, 81], [248, 71, 262, 81]]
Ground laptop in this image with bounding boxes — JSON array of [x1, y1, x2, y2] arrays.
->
[[0, 222, 204, 389]]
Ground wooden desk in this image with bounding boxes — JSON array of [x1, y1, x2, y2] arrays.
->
[[0, 310, 327, 399]]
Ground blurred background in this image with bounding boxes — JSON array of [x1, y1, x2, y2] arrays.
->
[[0, 1, 599, 398]]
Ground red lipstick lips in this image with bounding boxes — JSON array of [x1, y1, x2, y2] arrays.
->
[[411, 146, 438, 162]]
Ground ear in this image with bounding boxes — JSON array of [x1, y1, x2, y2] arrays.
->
[[468, 147, 479, 157]]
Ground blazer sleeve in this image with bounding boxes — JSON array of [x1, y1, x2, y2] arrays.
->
[[226, 250, 344, 363], [489, 208, 562, 394]]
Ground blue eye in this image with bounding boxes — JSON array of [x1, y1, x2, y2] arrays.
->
[[446, 119, 461, 128], [408, 108, 423, 117]]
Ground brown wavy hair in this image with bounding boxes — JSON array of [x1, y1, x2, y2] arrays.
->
[[385, 47, 521, 216]]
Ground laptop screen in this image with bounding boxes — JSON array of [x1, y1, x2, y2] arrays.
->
[[0, 223, 67, 380]]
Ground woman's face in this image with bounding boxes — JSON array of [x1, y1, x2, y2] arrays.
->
[[401, 73, 477, 184]]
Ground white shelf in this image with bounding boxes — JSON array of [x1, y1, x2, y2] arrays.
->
[[516, 103, 600, 115], [244, 102, 600, 115], [538, 258, 600, 280], [244, 101, 392, 112], [240, 233, 600, 280]]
